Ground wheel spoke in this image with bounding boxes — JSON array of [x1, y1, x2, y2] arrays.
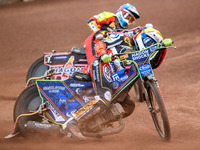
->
[[145, 80, 171, 140], [152, 108, 160, 114]]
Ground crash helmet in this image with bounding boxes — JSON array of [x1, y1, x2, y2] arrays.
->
[[136, 27, 163, 50], [116, 3, 140, 28]]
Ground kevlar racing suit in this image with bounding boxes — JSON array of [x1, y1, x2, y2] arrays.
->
[[72, 12, 138, 121], [64, 14, 137, 140]]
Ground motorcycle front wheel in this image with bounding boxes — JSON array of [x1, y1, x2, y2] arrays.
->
[[145, 80, 171, 141]]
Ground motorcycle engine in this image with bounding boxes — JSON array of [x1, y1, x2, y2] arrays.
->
[[83, 103, 125, 132]]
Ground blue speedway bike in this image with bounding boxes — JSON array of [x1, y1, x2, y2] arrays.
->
[[6, 37, 174, 141]]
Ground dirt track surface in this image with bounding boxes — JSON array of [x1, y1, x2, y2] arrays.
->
[[0, 0, 200, 149]]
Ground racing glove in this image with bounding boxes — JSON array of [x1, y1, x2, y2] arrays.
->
[[163, 39, 173, 47], [101, 54, 112, 63]]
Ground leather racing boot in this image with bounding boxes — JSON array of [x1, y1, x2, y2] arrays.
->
[[120, 94, 135, 118]]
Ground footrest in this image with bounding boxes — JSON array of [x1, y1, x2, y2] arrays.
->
[[71, 72, 92, 82]]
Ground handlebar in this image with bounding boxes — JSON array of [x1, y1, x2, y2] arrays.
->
[[111, 41, 176, 64], [159, 41, 176, 49]]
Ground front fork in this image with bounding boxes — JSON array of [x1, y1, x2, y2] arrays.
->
[[142, 78, 162, 113]]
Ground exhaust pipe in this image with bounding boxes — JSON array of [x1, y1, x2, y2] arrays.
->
[[25, 121, 61, 135], [26, 118, 124, 138]]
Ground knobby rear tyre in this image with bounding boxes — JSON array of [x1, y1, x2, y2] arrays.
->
[[14, 84, 64, 140], [26, 57, 48, 85], [13, 84, 43, 139]]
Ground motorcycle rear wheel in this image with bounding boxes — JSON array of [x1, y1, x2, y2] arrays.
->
[[145, 80, 171, 141], [13, 84, 63, 140], [26, 57, 48, 85]]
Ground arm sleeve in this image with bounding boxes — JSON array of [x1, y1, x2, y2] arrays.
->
[[95, 41, 107, 57]]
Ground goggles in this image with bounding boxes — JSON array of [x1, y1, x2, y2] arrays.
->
[[120, 7, 136, 24], [123, 12, 135, 24]]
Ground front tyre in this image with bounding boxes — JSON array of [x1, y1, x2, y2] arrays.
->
[[145, 80, 171, 141]]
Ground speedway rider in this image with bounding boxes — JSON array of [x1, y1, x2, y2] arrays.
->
[[64, 3, 141, 140]]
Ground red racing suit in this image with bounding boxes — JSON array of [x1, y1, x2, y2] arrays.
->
[[83, 31, 135, 105]]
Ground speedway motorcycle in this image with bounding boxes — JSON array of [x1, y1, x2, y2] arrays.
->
[[6, 40, 175, 141]]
